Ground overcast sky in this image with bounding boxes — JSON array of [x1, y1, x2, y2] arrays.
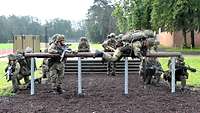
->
[[0, 0, 94, 23]]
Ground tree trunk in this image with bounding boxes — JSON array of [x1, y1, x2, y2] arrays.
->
[[183, 29, 187, 48], [191, 30, 195, 48]]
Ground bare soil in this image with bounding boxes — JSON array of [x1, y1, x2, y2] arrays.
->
[[0, 74, 200, 113]]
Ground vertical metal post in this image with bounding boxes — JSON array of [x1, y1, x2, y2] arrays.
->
[[124, 57, 128, 95], [78, 57, 82, 95], [171, 57, 176, 93], [31, 57, 35, 95]]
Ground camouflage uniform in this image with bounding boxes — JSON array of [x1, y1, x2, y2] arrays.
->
[[164, 56, 188, 90], [141, 57, 163, 85], [102, 30, 154, 62], [5, 54, 21, 93], [78, 37, 90, 52], [48, 34, 66, 94], [5, 54, 31, 93], [139, 37, 163, 85], [102, 33, 117, 76]]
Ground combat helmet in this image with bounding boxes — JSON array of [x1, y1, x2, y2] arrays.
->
[[25, 47, 33, 53], [56, 34, 65, 42], [80, 37, 87, 42], [177, 55, 184, 62], [8, 54, 16, 61], [110, 33, 116, 38], [49, 34, 60, 45], [107, 34, 111, 39]]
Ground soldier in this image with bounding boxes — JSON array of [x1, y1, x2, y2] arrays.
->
[[141, 57, 163, 85], [139, 37, 163, 85], [78, 37, 90, 52], [102, 33, 117, 76], [163, 55, 195, 90], [48, 34, 67, 94], [5, 54, 21, 93], [100, 30, 155, 62]]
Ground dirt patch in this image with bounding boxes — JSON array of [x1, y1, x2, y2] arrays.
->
[[0, 74, 200, 113]]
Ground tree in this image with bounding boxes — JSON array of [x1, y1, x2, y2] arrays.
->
[[113, 0, 152, 32], [151, 0, 200, 48], [86, 0, 118, 43], [0, 15, 85, 43]]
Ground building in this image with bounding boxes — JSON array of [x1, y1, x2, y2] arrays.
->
[[158, 31, 200, 48]]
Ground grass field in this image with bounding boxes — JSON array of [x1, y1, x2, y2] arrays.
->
[[0, 43, 13, 49], [160, 46, 200, 52]]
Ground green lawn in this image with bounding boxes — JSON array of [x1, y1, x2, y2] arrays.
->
[[0, 43, 13, 49], [160, 46, 200, 52]]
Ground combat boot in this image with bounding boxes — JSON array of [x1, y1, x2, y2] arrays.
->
[[111, 72, 116, 76], [11, 88, 19, 93], [56, 86, 66, 94]]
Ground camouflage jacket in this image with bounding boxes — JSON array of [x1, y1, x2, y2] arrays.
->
[[102, 38, 117, 52], [78, 41, 90, 52]]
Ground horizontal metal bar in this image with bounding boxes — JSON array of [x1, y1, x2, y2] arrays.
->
[[146, 52, 181, 57], [24, 52, 182, 58]]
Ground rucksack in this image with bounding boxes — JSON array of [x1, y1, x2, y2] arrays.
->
[[16, 54, 31, 76]]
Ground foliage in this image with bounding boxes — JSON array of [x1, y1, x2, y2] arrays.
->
[[85, 0, 119, 43], [0, 15, 87, 43], [112, 0, 152, 32], [151, 0, 200, 47], [113, 0, 200, 47]]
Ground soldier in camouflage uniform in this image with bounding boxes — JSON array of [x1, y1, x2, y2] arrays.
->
[[5, 54, 21, 93], [102, 33, 117, 76], [48, 34, 66, 94], [5, 54, 35, 93], [163, 55, 193, 90], [78, 37, 90, 52], [100, 30, 154, 62], [139, 37, 163, 85]]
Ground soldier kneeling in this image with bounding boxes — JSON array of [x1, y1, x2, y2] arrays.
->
[[163, 56, 196, 91], [5, 54, 30, 93]]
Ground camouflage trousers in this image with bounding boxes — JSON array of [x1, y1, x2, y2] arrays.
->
[[11, 74, 30, 92], [103, 48, 122, 62], [42, 65, 49, 79], [107, 61, 116, 76], [49, 62, 64, 90], [163, 70, 187, 89]]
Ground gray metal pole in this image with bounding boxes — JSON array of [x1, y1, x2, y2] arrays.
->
[[171, 57, 176, 93], [78, 57, 82, 95], [124, 57, 128, 95], [31, 58, 35, 95]]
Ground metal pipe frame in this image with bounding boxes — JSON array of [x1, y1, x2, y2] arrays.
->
[[27, 52, 181, 95]]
